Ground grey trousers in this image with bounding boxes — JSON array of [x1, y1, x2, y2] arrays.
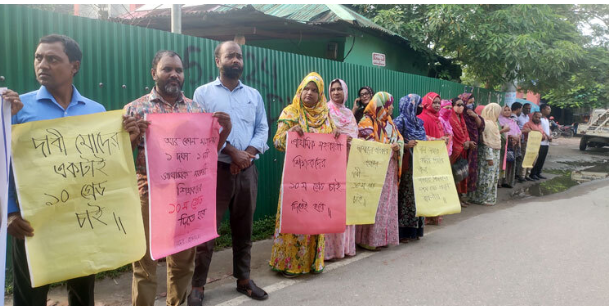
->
[[192, 162, 258, 287]]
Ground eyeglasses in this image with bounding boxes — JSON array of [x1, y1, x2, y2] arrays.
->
[[455, 104, 465, 107], [360, 93, 371, 97]]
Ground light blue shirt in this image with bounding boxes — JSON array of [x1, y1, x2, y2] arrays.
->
[[193, 78, 269, 164], [8, 85, 106, 214]]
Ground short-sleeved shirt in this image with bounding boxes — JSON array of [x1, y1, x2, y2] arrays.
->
[[193, 78, 269, 164], [540, 117, 550, 146], [123, 88, 204, 196], [8, 85, 106, 213]]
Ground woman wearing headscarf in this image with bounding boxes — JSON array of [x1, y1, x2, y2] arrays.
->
[[449, 97, 474, 207], [417, 92, 449, 225], [498, 105, 521, 188], [325, 78, 358, 260], [352, 86, 374, 123], [269, 72, 339, 276], [468, 103, 503, 205], [356, 92, 403, 250], [394, 94, 426, 242], [438, 99, 454, 156], [459, 93, 484, 203]]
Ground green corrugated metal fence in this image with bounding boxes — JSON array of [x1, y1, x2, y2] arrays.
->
[[0, 4, 502, 221]]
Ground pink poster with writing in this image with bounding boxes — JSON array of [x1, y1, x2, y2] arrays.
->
[[145, 113, 220, 259], [280, 132, 347, 235]]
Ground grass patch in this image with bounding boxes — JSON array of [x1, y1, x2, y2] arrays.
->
[[214, 215, 276, 251], [5, 215, 277, 294]]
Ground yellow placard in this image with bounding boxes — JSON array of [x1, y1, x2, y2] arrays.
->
[[413, 140, 461, 217], [345, 138, 392, 225], [11, 110, 145, 287], [522, 131, 542, 169]]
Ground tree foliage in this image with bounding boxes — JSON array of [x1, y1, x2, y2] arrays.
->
[[352, 4, 608, 108]]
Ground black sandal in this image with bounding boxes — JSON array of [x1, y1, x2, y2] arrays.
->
[[236, 280, 269, 300]]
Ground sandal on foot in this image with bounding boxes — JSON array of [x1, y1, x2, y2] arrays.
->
[[357, 243, 379, 251], [280, 271, 299, 278], [187, 288, 204, 306], [236, 280, 269, 300]]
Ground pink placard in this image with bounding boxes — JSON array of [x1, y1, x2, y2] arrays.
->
[[145, 113, 220, 259], [280, 132, 347, 235]]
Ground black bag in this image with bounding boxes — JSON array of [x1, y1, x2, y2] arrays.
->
[[451, 157, 469, 183]]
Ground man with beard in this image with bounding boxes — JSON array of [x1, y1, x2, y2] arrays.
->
[[521, 111, 549, 180], [188, 41, 269, 304], [124, 50, 232, 306], [529, 104, 552, 180]]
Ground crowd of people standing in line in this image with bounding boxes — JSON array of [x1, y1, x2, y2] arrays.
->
[[2, 34, 554, 306], [267, 72, 554, 277]]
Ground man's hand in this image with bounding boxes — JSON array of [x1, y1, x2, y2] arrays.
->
[[230, 150, 255, 169], [7, 213, 34, 240], [213, 112, 232, 132], [136, 117, 151, 136], [230, 163, 241, 175], [123, 115, 141, 143], [2, 89, 24, 116]]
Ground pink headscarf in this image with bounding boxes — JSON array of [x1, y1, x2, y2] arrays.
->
[[498, 108, 521, 137], [438, 99, 454, 156], [327, 78, 358, 138]]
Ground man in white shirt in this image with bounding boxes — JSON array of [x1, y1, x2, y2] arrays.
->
[[517, 103, 531, 129], [530, 104, 553, 180]]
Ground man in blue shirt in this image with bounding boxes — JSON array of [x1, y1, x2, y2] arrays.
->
[[189, 41, 269, 304], [7, 34, 140, 306]]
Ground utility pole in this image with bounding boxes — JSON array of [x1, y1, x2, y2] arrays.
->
[[171, 4, 181, 34]]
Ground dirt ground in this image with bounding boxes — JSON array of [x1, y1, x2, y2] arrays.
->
[[3, 136, 608, 306]]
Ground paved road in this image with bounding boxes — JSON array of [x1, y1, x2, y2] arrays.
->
[[11, 137, 605, 306], [208, 180, 608, 306]]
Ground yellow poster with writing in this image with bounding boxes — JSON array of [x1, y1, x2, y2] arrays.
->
[[522, 131, 542, 169], [413, 140, 461, 217], [346, 138, 392, 225], [11, 110, 145, 287]]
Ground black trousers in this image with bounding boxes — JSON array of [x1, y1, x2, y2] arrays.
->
[[531, 145, 549, 177], [12, 237, 95, 306], [192, 162, 258, 287]]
